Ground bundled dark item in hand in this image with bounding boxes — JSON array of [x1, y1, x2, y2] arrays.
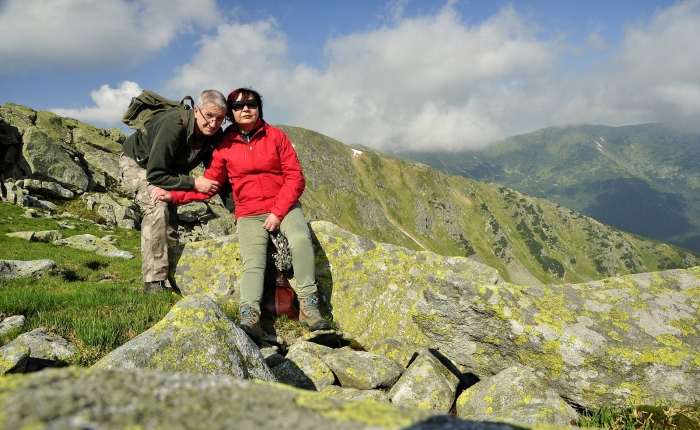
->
[[262, 268, 298, 319]]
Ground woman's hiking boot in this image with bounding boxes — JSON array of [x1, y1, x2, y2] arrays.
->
[[239, 305, 263, 339], [299, 294, 330, 331]]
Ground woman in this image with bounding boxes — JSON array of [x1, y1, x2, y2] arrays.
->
[[151, 87, 329, 338]]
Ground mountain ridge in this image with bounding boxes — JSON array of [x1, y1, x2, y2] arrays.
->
[[391, 122, 700, 253]]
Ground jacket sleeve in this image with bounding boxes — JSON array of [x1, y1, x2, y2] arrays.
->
[[145, 113, 196, 190], [270, 130, 305, 221], [170, 148, 229, 205]]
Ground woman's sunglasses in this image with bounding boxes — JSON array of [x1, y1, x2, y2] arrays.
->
[[232, 101, 259, 111]]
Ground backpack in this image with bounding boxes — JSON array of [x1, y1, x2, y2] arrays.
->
[[122, 90, 194, 131]]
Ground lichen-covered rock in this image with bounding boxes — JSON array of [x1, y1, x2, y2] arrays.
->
[[53, 234, 134, 259], [178, 201, 209, 222], [0, 259, 55, 280], [456, 366, 578, 426], [283, 340, 336, 391], [413, 267, 700, 409], [310, 221, 501, 366], [93, 294, 275, 382], [18, 127, 90, 192], [6, 230, 62, 242], [170, 234, 241, 305], [0, 315, 25, 336], [322, 349, 404, 390], [0, 344, 29, 375], [388, 349, 460, 412], [0, 367, 491, 430], [321, 385, 391, 403], [5, 328, 77, 371]]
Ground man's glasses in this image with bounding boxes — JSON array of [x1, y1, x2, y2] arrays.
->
[[232, 101, 259, 111], [197, 109, 226, 124]]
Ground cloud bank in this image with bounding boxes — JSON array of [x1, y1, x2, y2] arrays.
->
[[2, 0, 700, 151]]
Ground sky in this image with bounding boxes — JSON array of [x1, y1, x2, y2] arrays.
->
[[1, 0, 699, 151]]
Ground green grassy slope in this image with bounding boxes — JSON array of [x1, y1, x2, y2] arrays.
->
[[392, 123, 700, 253], [281, 125, 697, 285]]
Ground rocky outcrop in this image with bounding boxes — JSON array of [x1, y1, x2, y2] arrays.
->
[[94, 295, 275, 382], [170, 221, 700, 413], [0, 367, 503, 430]]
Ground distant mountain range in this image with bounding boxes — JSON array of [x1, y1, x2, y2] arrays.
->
[[390, 123, 700, 253]]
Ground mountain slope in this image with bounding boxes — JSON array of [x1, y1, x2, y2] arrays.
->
[[279, 125, 697, 285], [392, 123, 700, 252]]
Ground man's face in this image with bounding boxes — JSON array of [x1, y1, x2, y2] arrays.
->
[[194, 104, 227, 136]]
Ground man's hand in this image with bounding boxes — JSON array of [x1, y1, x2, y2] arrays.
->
[[194, 176, 220, 195], [262, 213, 281, 232], [150, 187, 173, 203]]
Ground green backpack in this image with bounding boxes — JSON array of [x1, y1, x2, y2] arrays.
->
[[122, 90, 194, 131]]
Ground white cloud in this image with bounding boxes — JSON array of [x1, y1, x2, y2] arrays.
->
[[30, 0, 700, 149], [0, 0, 220, 73], [51, 81, 142, 126]]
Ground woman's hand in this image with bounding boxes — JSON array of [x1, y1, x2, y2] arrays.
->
[[150, 187, 173, 203], [262, 213, 281, 232]]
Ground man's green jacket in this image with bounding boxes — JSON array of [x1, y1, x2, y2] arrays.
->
[[122, 108, 223, 190]]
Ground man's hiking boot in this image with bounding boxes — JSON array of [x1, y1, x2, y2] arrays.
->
[[143, 280, 169, 294], [239, 305, 263, 339], [299, 293, 330, 331]]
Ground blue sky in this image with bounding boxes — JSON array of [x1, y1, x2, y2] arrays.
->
[[1, 0, 699, 151]]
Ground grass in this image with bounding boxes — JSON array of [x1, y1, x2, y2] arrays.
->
[[578, 403, 700, 430], [0, 200, 324, 365], [0, 201, 181, 365]]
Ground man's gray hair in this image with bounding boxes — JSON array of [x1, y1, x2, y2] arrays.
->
[[198, 90, 227, 110]]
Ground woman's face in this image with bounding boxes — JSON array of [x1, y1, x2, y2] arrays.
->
[[232, 93, 259, 132]]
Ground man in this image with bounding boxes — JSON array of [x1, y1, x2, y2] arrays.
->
[[119, 89, 227, 293]]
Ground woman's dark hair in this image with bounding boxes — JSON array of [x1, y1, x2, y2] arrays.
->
[[226, 87, 263, 123]]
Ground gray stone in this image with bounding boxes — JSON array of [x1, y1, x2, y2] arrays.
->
[[93, 295, 276, 382], [0, 315, 26, 336], [0, 344, 29, 375], [0, 259, 55, 280], [284, 340, 337, 391], [456, 366, 578, 426], [388, 349, 460, 412], [322, 349, 404, 390], [0, 367, 482, 430], [5, 328, 77, 371]]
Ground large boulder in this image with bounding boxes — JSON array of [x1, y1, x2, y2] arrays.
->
[[93, 294, 275, 382], [0, 367, 494, 430], [413, 266, 700, 409]]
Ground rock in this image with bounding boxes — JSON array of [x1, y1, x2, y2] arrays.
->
[[388, 349, 460, 412], [6, 230, 62, 242], [18, 127, 90, 192], [321, 385, 391, 403], [456, 366, 578, 426], [178, 201, 209, 223], [0, 259, 55, 280], [5, 328, 77, 372], [283, 340, 336, 390], [53, 234, 134, 259], [0, 367, 481, 430], [0, 344, 29, 375], [93, 295, 276, 382], [412, 266, 700, 409], [0, 315, 26, 336], [321, 349, 404, 390]]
